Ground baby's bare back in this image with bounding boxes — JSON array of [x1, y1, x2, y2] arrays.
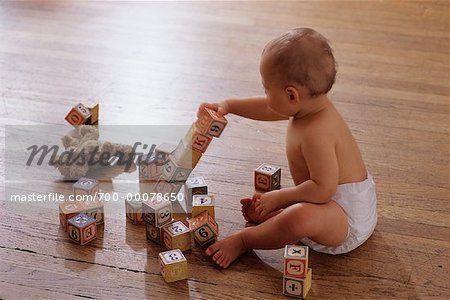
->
[[286, 101, 367, 187]]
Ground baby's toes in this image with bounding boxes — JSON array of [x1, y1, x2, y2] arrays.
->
[[213, 250, 223, 262], [216, 254, 227, 266], [220, 257, 230, 268], [240, 198, 252, 206], [205, 242, 221, 256]]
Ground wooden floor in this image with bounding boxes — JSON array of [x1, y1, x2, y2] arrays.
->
[[1, 1, 449, 299]]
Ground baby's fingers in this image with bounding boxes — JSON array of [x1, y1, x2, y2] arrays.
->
[[217, 105, 228, 116], [254, 203, 263, 215], [256, 207, 266, 219], [252, 192, 262, 201]]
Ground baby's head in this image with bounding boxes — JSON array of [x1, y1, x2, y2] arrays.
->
[[260, 28, 337, 116]]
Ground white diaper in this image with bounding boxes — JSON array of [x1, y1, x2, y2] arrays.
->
[[301, 173, 377, 255]]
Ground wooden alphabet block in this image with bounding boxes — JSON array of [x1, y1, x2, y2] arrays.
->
[[284, 245, 309, 278], [189, 211, 218, 246], [82, 101, 99, 125], [59, 201, 85, 231], [73, 177, 99, 198], [67, 213, 97, 245], [283, 268, 312, 298], [161, 155, 192, 182], [139, 155, 164, 181], [65, 103, 92, 126], [146, 222, 164, 244], [125, 197, 143, 225], [184, 176, 208, 201], [192, 195, 215, 218], [254, 163, 281, 192], [154, 179, 183, 195], [155, 143, 177, 163], [173, 139, 203, 169], [161, 221, 191, 251], [196, 107, 228, 138], [183, 123, 212, 153], [184, 176, 208, 213], [142, 199, 172, 227], [158, 249, 188, 283], [81, 199, 104, 225]]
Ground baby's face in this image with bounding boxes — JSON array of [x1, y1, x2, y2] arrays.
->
[[260, 53, 301, 117]]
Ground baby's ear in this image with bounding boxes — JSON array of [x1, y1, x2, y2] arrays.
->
[[285, 86, 300, 102]]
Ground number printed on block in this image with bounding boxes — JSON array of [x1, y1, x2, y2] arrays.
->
[[283, 268, 312, 299], [254, 163, 281, 192], [284, 245, 309, 278], [158, 249, 188, 283], [196, 107, 228, 138], [125, 197, 143, 225], [142, 199, 172, 227], [161, 221, 191, 251], [189, 211, 218, 246], [73, 177, 100, 198], [59, 201, 85, 231], [192, 195, 215, 218], [67, 213, 97, 245]]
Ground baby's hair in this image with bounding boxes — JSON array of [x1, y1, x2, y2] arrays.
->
[[263, 28, 337, 97]]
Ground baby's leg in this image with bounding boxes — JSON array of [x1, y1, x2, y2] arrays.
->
[[206, 201, 348, 268]]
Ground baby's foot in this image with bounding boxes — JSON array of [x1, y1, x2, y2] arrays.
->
[[241, 198, 252, 222], [205, 232, 247, 268], [241, 198, 265, 224]]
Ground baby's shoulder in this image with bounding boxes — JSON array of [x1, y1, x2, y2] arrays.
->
[[291, 116, 341, 148], [292, 113, 334, 133]]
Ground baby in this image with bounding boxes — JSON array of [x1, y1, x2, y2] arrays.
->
[[198, 28, 377, 268]]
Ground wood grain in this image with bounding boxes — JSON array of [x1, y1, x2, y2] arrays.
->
[[1, 1, 449, 299]]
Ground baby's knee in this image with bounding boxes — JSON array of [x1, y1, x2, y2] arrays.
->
[[277, 203, 315, 234]]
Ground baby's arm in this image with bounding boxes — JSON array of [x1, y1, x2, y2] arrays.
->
[[227, 97, 289, 121], [199, 97, 288, 121], [280, 132, 339, 205]]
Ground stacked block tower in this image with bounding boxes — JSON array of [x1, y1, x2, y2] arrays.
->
[[59, 177, 104, 245], [283, 245, 312, 298], [136, 107, 227, 282]]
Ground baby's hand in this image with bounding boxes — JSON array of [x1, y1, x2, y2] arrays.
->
[[254, 190, 280, 219], [197, 101, 230, 118]]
